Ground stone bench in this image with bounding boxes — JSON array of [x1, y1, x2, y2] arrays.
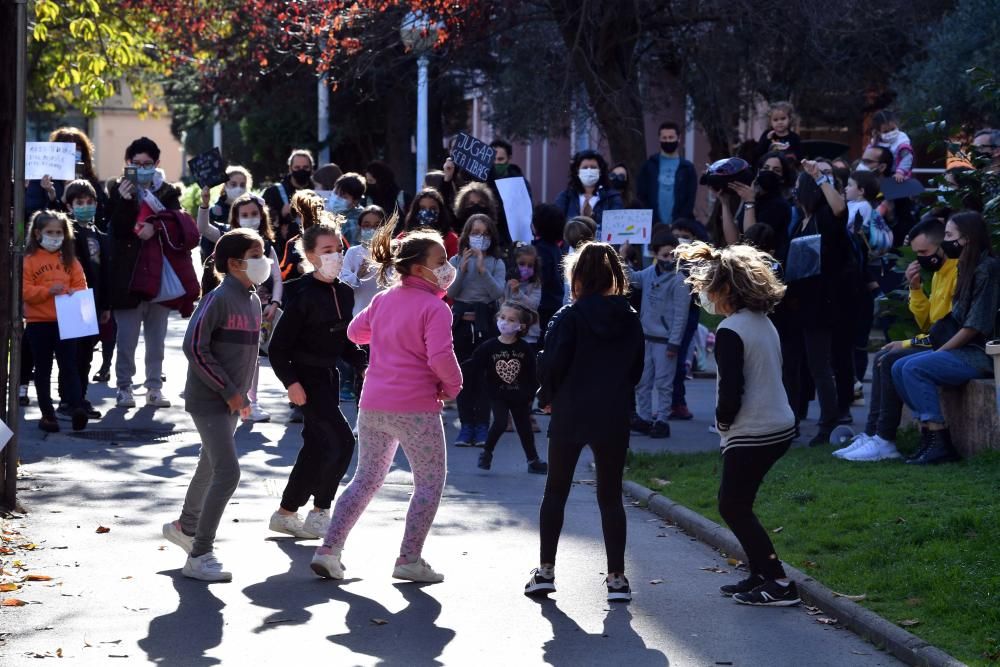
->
[[939, 378, 999, 457]]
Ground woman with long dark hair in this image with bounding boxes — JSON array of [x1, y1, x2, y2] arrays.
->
[[553, 149, 623, 232]]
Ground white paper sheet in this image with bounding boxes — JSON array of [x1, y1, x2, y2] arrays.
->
[[494, 177, 534, 244], [55, 288, 99, 340], [25, 142, 77, 181], [0, 418, 12, 454], [601, 209, 653, 244]]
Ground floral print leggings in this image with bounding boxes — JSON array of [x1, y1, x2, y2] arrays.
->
[[323, 410, 447, 561]]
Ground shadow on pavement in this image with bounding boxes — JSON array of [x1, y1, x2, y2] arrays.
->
[[138, 570, 226, 666], [537, 598, 670, 666]]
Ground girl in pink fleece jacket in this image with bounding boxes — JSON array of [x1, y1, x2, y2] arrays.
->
[[311, 223, 463, 583]]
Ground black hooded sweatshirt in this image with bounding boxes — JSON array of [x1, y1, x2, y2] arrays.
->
[[538, 294, 644, 442]]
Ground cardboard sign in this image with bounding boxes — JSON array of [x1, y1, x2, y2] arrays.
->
[[55, 288, 99, 340], [880, 177, 925, 201], [188, 148, 228, 188], [601, 209, 653, 244], [450, 132, 495, 181], [25, 142, 77, 181], [494, 177, 533, 243], [0, 418, 12, 454]]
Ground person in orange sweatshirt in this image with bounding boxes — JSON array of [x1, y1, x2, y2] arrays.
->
[[23, 210, 89, 433]]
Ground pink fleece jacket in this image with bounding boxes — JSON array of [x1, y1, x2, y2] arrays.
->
[[348, 275, 463, 413]]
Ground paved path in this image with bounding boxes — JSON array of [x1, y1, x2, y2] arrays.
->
[[1, 316, 894, 666]]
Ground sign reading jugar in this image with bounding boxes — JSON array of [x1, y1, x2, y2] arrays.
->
[[451, 132, 495, 181]]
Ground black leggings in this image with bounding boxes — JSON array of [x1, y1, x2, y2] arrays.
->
[[280, 366, 356, 511], [484, 397, 538, 461], [539, 437, 627, 573], [453, 320, 490, 426], [718, 441, 791, 581]]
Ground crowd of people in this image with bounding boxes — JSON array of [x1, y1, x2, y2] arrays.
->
[[19, 105, 999, 605]]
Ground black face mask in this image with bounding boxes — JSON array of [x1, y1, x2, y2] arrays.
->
[[941, 238, 964, 259], [916, 251, 945, 272], [756, 170, 782, 193], [291, 169, 312, 185], [460, 203, 490, 220], [660, 141, 679, 154], [609, 174, 627, 189], [795, 173, 823, 215], [656, 258, 675, 272]]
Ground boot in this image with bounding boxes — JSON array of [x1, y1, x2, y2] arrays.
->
[[906, 427, 960, 465], [905, 427, 933, 462]]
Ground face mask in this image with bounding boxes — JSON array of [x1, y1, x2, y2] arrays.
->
[[578, 168, 600, 187], [660, 141, 679, 154], [136, 166, 156, 185], [359, 228, 376, 243], [493, 163, 509, 178], [881, 129, 900, 144], [517, 265, 534, 281], [40, 235, 64, 252], [756, 170, 782, 192], [461, 203, 490, 220], [430, 261, 457, 290], [657, 258, 675, 272], [241, 257, 272, 285], [291, 169, 312, 185], [239, 216, 261, 229], [916, 252, 945, 272], [328, 194, 350, 213], [417, 208, 439, 226], [856, 162, 872, 172], [676, 237, 692, 245], [73, 204, 97, 222], [699, 290, 718, 315], [317, 252, 343, 280], [941, 238, 963, 259], [609, 174, 627, 189], [225, 186, 246, 201], [497, 319, 522, 337], [469, 234, 491, 252]]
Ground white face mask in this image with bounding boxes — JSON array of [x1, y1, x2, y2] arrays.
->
[[327, 194, 350, 213], [430, 261, 457, 290], [469, 234, 491, 251], [881, 129, 900, 144], [239, 216, 261, 229], [359, 228, 376, 243], [497, 318, 522, 337], [225, 186, 246, 201], [578, 168, 601, 187], [40, 235, 64, 252], [856, 163, 872, 172], [241, 257, 272, 285], [317, 252, 343, 280], [699, 290, 718, 316]]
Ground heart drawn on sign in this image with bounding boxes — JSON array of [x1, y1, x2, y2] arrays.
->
[[496, 358, 521, 385]]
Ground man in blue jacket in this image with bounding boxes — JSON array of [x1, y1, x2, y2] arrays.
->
[[637, 122, 698, 225]]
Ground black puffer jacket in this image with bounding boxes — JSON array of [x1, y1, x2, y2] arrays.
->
[[538, 294, 644, 442]]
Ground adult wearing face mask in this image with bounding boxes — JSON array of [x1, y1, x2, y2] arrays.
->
[[26, 127, 110, 230], [636, 121, 698, 226], [721, 152, 793, 262], [364, 160, 412, 218], [859, 145, 915, 247], [264, 149, 315, 255], [553, 150, 623, 235], [200, 166, 252, 264], [453, 182, 499, 234]]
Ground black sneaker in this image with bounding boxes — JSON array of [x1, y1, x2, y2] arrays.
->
[[733, 580, 801, 607], [478, 450, 493, 470], [82, 400, 102, 419], [527, 459, 548, 475], [288, 406, 304, 424], [720, 574, 765, 597], [55, 404, 73, 421], [39, 414, 60, 433], [607, 574, 632, 602], [92, 368, 111, 383], [809, 431, 832, 447], [524, 568, 556, 597], [630, 415, 651, 434], [648, 420, 671, 439], [71, 408, 89, 432]]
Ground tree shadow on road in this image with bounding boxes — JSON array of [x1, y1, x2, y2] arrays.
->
[[138, 571, 226, 666], [326, 582, 456, 666], [536, 598, 670, 666]]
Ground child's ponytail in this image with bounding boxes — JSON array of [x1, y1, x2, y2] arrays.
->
[[369, 213, 444, 287]]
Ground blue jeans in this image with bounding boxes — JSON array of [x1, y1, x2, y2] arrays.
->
[[891, 350, 984, 424]]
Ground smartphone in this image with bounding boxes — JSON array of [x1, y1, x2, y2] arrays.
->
[[124, 166, 139, 185]]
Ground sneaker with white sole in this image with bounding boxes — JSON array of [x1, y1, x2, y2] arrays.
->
[[393, 557, 444, 583], [242, 403, 270, 423], [524, 566, 556, 597], [607, 574, 632, 602], [182, 552, 232, 582], [162, 521, 194, 554], [310, 546, 345, 579], [832, 433, 871, 459], [852, 381, 865, 407], [843, 435, 902, 462], [146, 389, 171, 408], [300, 509, 330, 539], [116, 387, 136, 408], [733, 580, 800, 606], [268, 511, 312, 538]]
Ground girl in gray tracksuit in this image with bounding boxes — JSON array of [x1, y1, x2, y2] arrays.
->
[[161, 229, 264, 582]]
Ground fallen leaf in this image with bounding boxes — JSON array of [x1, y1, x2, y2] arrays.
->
[[109, 654, 129, 658], [851, 651, 870, 656], [25, 574, 53, 582], [899, 619, 921, 628], [725, 558, 744, 567], [831, 591, 866, 602], [815, 617, 838, 625], [370, 618, 389, 626], [157, 546, 166, 551], [121, 576, 133, 580], [264, 618, 297, 625], [895, 516, 906, 524], [804, 605, 820, 612], [96, 526, 110, 534], [649, 579, 664, 585], [1, 598, 27, 606], [807, 609, 824, 616], [772, 526, 784, 534], [0, 583, 20, 592], [651, 478, 672, 487], [802, 560, 819, 569], [0, 547, 12, 555], [19, 543, 38, 551], [56, 648, 63, 658], [100, 640, 122, 645], [700, 566, 729, 574]]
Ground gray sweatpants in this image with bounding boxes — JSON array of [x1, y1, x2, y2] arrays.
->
[[180, 411, 241, 557], [114, 301, 170, 390], [635, 339, 677, 423]]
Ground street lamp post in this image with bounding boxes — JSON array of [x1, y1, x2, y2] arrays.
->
[[400, 12, 438, 193]]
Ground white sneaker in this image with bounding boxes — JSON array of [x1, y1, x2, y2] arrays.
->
[[832, 433, 870, 459], [301, 509, 330, 539], [310, 547, 345, 579], [146, 389, 171, 408], [242, 403, 270, 423], [393, 557, 444, 583], [268, 510, 312, 538], [852, 381, 865, 407], [116, 387, 136, 408], [844, 436, 902, 462], [182, 552, 232, 582], [162, 521, 193, 554]]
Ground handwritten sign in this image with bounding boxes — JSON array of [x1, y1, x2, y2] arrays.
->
[[450, 132, 495, 181], [25, 142, 76, 181], [495, 177, 533, 243], [602, 209, 653, 244], [55, 288, 99, 340], [187, 147, 228, 188]]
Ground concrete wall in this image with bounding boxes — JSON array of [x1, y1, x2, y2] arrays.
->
[[90, 111, 183, 184]]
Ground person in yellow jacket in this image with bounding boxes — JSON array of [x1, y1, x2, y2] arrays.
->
[[833, 217, 957, 461], [22, 210, 90, 434]]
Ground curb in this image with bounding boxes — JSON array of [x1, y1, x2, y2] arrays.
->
[[622, 480, 967, 667]]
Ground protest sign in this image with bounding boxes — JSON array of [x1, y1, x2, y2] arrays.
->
[[495, 177, 533, 243], [880, 177, 924, 201], [55, 288, 99, 340], [601, 209, 653, 244], [188, 148, 228, 188], [25, 142, 76, 181], [450, 132, 495, 181]]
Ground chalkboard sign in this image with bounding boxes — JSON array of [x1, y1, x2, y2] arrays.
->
[[188, 148, 228, 188], [451, 132, 495, 181]]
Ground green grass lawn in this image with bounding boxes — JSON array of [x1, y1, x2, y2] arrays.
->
[[626, 435, 1000, 666]]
